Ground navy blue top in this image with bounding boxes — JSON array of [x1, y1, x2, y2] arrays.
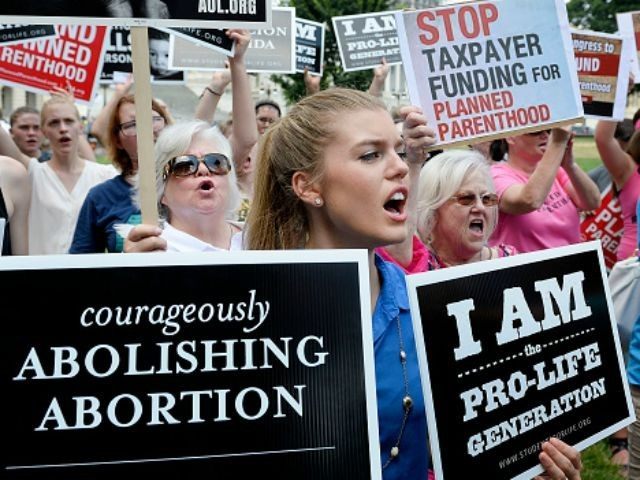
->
[[374, 254, 429, 479], [69, 174, 140, 253]]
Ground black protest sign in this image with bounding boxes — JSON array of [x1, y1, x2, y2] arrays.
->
[[0, 0, 270, 29], [407, 242, 634, 480], [101, 26, 184, 84], [2, 251, 381, 480], [332, 11, 402, 72], [164, 27, 234, 56], [0, 24, 56, 46], [295, 18, 324, 75]]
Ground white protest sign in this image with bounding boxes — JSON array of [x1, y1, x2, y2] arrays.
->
[[572, 30, 630, 121], [616, 11, 640, 84], [396, 0, 583, 147]]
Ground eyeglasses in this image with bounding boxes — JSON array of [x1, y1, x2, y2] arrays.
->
[[451, 193, 499, 207], [119, 116, 166, 137], [163, 153, 232, 180], [525, 129, 551, 136]]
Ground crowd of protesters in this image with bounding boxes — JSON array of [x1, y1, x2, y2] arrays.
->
[[1, 23, 640, 480]]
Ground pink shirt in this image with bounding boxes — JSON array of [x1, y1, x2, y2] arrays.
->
[[617, 169, 640, 261], [490, 163, 580, 253]]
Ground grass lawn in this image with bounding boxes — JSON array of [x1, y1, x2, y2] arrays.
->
[[573, 136, 602, 173]]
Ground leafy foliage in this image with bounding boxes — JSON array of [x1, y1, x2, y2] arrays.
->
[[566, 0, 638, 33], [271, 0, 394, 105]]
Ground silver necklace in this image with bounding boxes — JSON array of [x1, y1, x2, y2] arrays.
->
[[382, 314, 413, 469]]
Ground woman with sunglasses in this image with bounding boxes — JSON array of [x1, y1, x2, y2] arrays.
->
[[72, 29, 252, 253], [123, 120, 242, 252], [244, 89, 582, 480], [379, 149, 516, 273], [489, 128, 599, 253]]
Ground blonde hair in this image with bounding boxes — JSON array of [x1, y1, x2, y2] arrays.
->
[[416, 149, 497, 241], [40, 96, 80, 126], [246, 88, 385, 250]]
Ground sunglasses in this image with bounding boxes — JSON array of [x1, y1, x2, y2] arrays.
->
[[451, 193, 499, 207], [525, 129, 551, 136], [163, 153, 231, 180]]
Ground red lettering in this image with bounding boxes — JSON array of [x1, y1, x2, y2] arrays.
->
[[437, 122, 449, 139], [418, 11, 440, 46]]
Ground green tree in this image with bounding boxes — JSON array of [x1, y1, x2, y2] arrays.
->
[[271, 0, 393, 105], [566, 0, 638, 33]]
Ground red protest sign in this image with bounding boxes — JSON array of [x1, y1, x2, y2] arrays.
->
[[0, 25, 108, 104], [580, 186, 623, 270]]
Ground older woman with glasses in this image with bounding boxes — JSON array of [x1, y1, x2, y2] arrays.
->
[[69, 94, 170, 253], [378, 149, 516, 273], [123, 120, 243, 252], [488, 128, 599, 253]]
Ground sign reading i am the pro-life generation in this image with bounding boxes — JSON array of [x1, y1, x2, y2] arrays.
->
[[616, 11, 640, 84], [396, 0, 583, 147], [1, 250, 381, 480], [0, 24, 108, 104], [407, 242, 634, 480], [296, 18, 324, 76], [0, 0, 271, 29], [332, 11, 402, 72], [170, 7, 295, 73], [572, 30, 630, 120], [0, 24, 57, 46]]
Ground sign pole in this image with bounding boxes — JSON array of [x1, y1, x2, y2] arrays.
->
[[130, 26, 159, 225]]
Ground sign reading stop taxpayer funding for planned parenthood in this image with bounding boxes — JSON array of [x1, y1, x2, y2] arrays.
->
[[0, 0, 271, 29], [395, 0, 582, 147], [406, 242, 634, 480], [1, 251, 381, 480]]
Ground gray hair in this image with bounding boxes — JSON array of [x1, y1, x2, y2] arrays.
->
[[416, 149, 497, 241], [154, 120, 240, 221]]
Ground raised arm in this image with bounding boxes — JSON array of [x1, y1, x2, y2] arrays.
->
[[367, 57, 389, 98], [560, 137, 600, 210], [226, 29, 258, 164], [90, 75, 133, 147], [194, 67, 231, 124], [382, 105, 435, 265], [594, 119, 635, 189], [499, 128, 570, 215], [0, 156, 30, 255], [0, 126, 30, 169], [304, 67, 321, 96]]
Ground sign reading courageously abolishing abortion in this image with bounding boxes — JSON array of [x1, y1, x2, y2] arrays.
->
[[396, 0, 583, 147], [572, 30, 630, 120], [407, 242, 634, 480], [0, 24, 108, 104], [1, 250, 381, 480], [0, 0, 271, 29]]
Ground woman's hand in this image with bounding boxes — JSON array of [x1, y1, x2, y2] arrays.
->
[[123, 224, 167, 253], [227, 29, 251, 64], [399, 105, 436, 165], [534, 438, 582, 480]]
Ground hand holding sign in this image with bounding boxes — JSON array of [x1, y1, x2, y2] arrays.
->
[[535, 437, 582, 480]]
